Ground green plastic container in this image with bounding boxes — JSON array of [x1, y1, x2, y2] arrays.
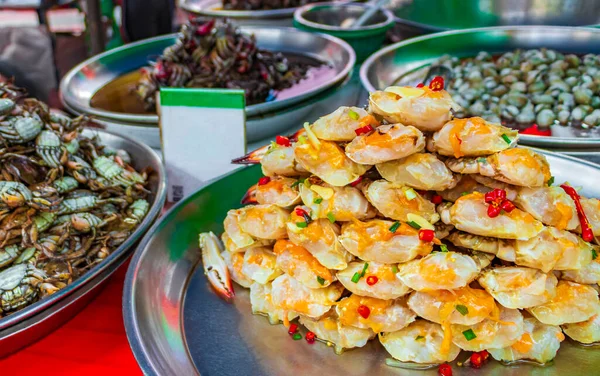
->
[[294, 3, 394, 63]]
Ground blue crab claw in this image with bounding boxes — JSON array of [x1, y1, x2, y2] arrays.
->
[[231, 129, 305, 165], [199, 232, 235, 302], [241, 183, 258, 205]]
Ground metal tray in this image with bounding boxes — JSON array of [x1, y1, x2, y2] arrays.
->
[[181, 0, 301, 26], [0, 128, 166, 357], [59, 26, 355, 124], [124, 149, 600, 376], [390, 0, 600, 35], [361, 25, 600, 149]]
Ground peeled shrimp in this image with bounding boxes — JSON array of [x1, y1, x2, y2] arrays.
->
[[438, 192, 544, 240], [376, 153, 457, 191], [379, 319, 461, 364], [369, 86, 458, 132], [427, 117, 518, 158], [396, 251, 489, 291], [295, 139, 369, 187], [336, 294, 416, 333], [451, 306, 524, 351], [445, 148, 552, 187], [287, 210, 352, 270], [336, 261, 411, 300], [489, 316, 564, 364], [311, 106, 374, 141], [363, 180, 439, 223], [271, 274, 344, 318], [478, 267, 558, 309], [339, 219, 431, 264], [273, 239, 334, 289], [299, 311, 375, 353], [407, 286, 498, 326], [527, 280, 600, 325], [299, 179, 376, 221]]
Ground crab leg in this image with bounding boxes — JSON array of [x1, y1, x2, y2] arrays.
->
[[231, 129, 305, 165], [199, 232, 235, 302]]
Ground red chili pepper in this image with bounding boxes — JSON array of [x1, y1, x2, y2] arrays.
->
[[196, 19, 215, 36], [288, 323, 298, 335], [519, 123, 552, 137], [561, 184, 595, 242], [305, 331, 316, 344], [416, 83, 425, 88], [500, 200, 516, 213], [357, 305, 370, 319], [258, 176, 271, 186], [350, 176, 363, 187], [275, 135, 291, 147], [438, 363, 452, 376], [366, 275, 378, 286], [355, 125, 374, 136], [418, 229, 435, 242], [429, 76, 445, 91], [431, 195, 443, 204], [470, 350, 490, 369], [295, 207, 309, 217], [487, 205, 501, 218]]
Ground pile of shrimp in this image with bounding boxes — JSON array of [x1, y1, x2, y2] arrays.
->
[[199, 82, 600, 368]]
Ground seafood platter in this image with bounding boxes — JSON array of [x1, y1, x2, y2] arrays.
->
[[0, 82, 166, 355], [180, 0, 330, 27], [125, 74, 600, 375], [361, 25, 600, 160], [60, 19, 355, 148]]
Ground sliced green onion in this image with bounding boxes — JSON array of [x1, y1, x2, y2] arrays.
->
[[314, 198, 323, 204], [548, 176, 555, 186], [415, 335, 424, 341], [440, 244, 449, 252], [348, 109, 360, 120], [391, 265, 398, 274], [462, 329, 477, 341], [292, 333, 302, 340], [407, 221, 421, 230], [405, 188, 418, 200], [351, 272, 361, 283], [317, 276, 325, 285], [501, 134, 512, 144], [461, 192, 470, 196], [593, 248, 598, 260], [455, 305, 469, 316], [327, 212, 336, 223], [291, 178, 306, 188], [389, 221, 401, 233], [296, 221, 308, 228], [360, 262, 369, 277]]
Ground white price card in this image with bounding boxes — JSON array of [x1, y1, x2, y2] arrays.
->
[[159, 88, 246, 203]]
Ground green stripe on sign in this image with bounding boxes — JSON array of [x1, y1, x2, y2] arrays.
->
[[160, 88, 246, 109]]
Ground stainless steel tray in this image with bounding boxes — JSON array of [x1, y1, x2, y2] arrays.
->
[[390, 0, 600, 35], [124, 149, 600, 376], [361, 26, 600, 149], [0, 128, 166, 357], [181, 0, 301, 26], [59, 26, 354, 124]]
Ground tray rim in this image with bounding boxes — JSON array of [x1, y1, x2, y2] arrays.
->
[[0, 127, 167, 331], [123, 146, 600, 376], [359, 25, 600, 148], [59, 27, 355, 124]]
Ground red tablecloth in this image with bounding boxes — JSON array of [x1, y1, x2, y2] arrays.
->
[[0, 265, 142, 375]]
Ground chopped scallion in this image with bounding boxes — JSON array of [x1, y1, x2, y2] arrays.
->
[[501, 134, 511, 144], [548, 176, 555, 186], [351, 272, 361, 283], [296, 221, 308, 228], [391, 265, 398, 274], [462, 329, 477, 341], [291, 178, 306, 188], [314, 198, 323, 204], [415, 335, 424, 341], [327, 212, 336, 223], [440, 244, 449, 252], [593, 248, 598, 260], [461, 192, 470, 196], [405, 188, 417, 200], [348, 109, 360, 120], [407, 221, 421, 230], [389, 221, 401, 233], [292, 333, 302, 340], [317, 276, 325, 285], [455, 305, 469, 316], [360, 262, 369, 277]]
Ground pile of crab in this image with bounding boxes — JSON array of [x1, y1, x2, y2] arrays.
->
[[0, 83, 151, 316], [199, 77, 600, 373]]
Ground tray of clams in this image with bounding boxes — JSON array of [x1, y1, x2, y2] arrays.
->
[[189, 78, 600, 375]]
